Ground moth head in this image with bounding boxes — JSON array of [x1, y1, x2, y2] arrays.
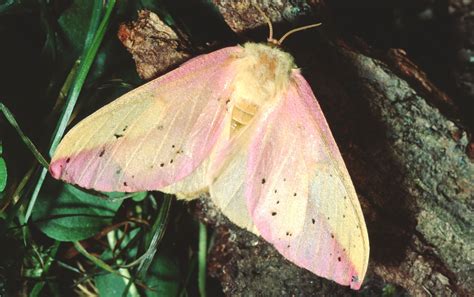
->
[[254, 5, 322, 46]]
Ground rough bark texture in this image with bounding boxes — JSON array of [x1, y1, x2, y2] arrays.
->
[[448, 0, 474, 130], [118, 2, 473, 296], [117, 10, 190, 80]]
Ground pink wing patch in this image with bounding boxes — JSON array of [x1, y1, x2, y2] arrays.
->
[[50, 47, 241, 192], [245, 72, 369, 289]]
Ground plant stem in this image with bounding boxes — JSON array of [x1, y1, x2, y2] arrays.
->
[[198, 222, 207, 297]]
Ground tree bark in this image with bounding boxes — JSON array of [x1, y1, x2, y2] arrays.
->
[[118, 2, 473, 296]]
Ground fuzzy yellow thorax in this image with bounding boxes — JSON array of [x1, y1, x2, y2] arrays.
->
[[230, 43, 295, 130]]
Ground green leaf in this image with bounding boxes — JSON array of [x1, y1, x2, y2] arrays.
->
[[143, 250, 180, 297], [58, 0, 94, 54], [95, 248, 180, 297], [95, 272, 135, 297], [32, 183, 122, 241], [132, 191, 148, 202], [145, 252, 180, 297], [0, 144, 6, 192]]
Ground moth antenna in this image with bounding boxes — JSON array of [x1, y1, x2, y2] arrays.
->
[[254, 4, 275, 43], [278, 23, 322, 45]]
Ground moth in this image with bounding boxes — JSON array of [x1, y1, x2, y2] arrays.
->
[[49, 15, 369, 290]]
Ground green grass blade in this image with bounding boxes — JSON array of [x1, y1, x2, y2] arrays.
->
[[198, 222, 207, 297], [120, 194, 173, 295], [25, 0, 116, 223], [73, 241, 118, 274], [178, 254, 197, 297], [29, 241, 61, 297], [0, 103, 49, 168], [73, 241, 135, 284], [136, 194, 173, 277], [83, 0, 103, 51], [49, 0, 115, 156]]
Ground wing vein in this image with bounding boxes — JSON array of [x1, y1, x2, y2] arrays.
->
[[118, 101, 182, 186], [77, 105, 138, 184], [151, 85, 199, 169], [91, 104, 140, 187]]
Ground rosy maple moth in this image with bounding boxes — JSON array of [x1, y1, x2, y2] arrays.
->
[[49, 22, 369, 290]]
